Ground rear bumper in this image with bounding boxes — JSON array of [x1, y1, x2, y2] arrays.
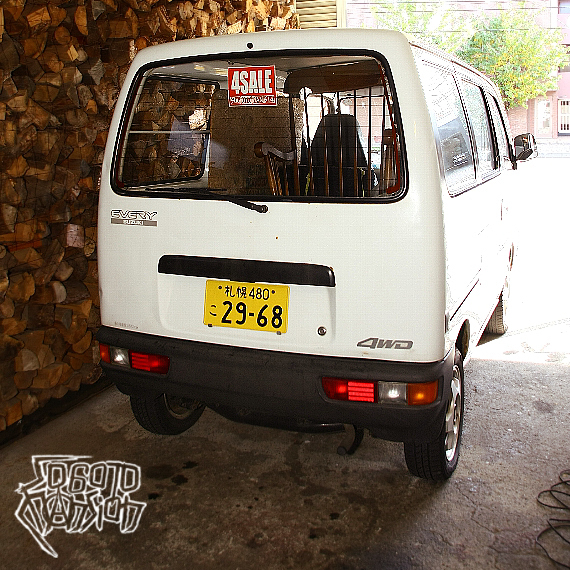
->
[[97, 326, 454, 442]]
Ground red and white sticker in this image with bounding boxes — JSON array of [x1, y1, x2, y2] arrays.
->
[[228, 66, 277, 107]]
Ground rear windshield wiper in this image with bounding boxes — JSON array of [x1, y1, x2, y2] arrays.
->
[[144, 187, 268, 213]]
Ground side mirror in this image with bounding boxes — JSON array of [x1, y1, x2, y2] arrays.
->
[[513, 133, 537, 161]]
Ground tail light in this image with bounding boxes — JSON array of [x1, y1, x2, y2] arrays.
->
[[347, 382, 376, 402], [99, 343, 170, 375], [130, 351, 170, 374], [322, 377, 439, 406]]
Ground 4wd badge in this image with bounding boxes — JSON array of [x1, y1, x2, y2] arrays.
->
[[357, 338, 413, 350]]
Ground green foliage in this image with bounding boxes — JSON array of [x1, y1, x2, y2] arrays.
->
[[372, 1, 570, 109], [457, 8, 569, 108], [372, 1, 474, 53]]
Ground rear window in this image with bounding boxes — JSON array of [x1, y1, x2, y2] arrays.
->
[[114, 54, 405, 201]]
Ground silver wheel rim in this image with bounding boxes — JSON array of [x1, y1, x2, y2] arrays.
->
[[445, 364, 462, 461], [164, 394, 195, 420]]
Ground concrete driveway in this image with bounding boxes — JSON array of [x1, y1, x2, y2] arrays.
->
[[1, 158, 569, 570]]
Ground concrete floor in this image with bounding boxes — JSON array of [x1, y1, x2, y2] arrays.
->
[[1, 352, 569, 570], [1, 158, 569, 570]]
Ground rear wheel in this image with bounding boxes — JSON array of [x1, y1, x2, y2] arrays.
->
[[486, 290, 508, 334], [130, 393, 204, 435], [404, 348, 464, 480], [486, 247, 513, 335]]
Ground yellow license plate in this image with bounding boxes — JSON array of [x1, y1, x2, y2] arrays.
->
[[204, 280, 289, 333]]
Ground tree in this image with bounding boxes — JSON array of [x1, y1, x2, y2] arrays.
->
[[372, 1, 570, 109], [457, 7, 569, 108], [372, 1, 474, 53]]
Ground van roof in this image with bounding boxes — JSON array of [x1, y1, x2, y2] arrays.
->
[[129, 28, 413, 70], [129, 28, 496, 93], [409, 38, 498, 92]]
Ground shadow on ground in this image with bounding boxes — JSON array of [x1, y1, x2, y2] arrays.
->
[[1, 346, 569, 570]]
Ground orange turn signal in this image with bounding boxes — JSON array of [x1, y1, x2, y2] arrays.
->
[[407, 380, 438, 406]]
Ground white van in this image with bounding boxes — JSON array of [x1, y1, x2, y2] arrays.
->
[[97, 28, 534, 479]]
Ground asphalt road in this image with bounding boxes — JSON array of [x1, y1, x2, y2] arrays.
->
[[1, 157, 569, 570]]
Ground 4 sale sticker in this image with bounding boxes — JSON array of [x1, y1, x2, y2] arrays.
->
[[228, 66, 277, 107]]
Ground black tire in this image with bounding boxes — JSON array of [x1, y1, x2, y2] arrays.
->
[[404, 348, 464, 480], [486, 291, 508, 334], [487, 247, 512, 335], [130, 393, 204, 435]]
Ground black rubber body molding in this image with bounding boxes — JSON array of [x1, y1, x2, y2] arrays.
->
[[158, 255, 336, 287]]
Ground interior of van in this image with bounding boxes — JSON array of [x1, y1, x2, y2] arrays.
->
[[116, 56, 404, 200]]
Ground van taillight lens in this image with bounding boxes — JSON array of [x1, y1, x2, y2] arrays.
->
[[322, 378, 376, 403], [322, 377, 439, 406], [99, 343, 170, 374], [129, 351, 170, 374], [347, 382, 376, 402], [407, 380, 438, 406], [99, 343, 111, 363], [322, 378, 349, 400]]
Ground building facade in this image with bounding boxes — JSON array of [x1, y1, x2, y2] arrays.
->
[[546, 0, 570, 137]]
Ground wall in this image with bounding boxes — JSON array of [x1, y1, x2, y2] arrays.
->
[[507, 105, 533, 138], [0, 0, 298, 433]]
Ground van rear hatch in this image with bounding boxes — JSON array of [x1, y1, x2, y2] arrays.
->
[[99, 35, 444, 363]]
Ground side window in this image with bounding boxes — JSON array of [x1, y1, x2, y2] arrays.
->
[[461, 81, 495, 177], [488, 95, 511, 168], [420, 63, 475, 192]]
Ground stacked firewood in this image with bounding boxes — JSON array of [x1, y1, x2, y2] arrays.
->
[[0, 0, 298, 432]]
